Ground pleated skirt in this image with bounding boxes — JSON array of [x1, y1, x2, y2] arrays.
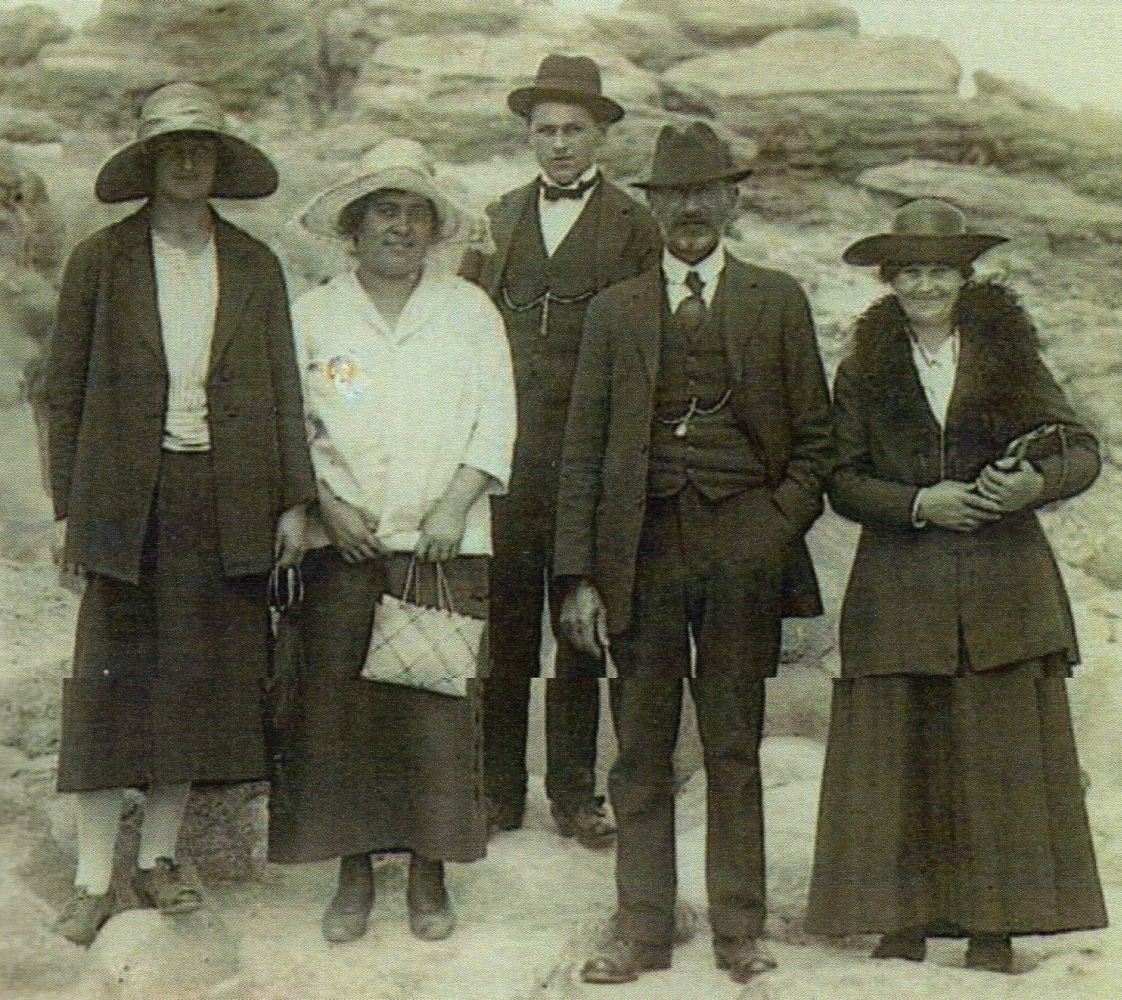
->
[[805, 656, 1107, 937], [267, 548, 487, 865], [56, 451, 271, 792]]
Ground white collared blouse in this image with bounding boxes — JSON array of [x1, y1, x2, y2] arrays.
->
[[294, 266, 516, 555]]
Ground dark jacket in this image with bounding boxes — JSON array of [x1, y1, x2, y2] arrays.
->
[[47, 205, 315, 584], [553, 256, 833, 633], [831, 282, 1099, 677]]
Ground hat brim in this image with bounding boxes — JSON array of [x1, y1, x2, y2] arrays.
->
[[843, 233, 1007, 266], [299, 165, 463, 242], [632, 164, 755, 190], [95, 130, 277, 204], [507, 85, 624, 125]]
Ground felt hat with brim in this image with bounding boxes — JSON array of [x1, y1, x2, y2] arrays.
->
[[299, 137, 463, 241], [508, 54, 624, 125], [633, 122, 754, 190], [844, 198, 1007, 266], [95, 82, 277, 204]]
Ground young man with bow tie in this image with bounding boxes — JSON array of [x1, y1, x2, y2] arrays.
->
[[462, 54, 660, 849], [554, 122, 832, 984]]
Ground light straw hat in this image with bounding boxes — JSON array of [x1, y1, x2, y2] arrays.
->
[[299, 138, 463, 241], [95, 82, 277, 204], [843, 198, 1007, 267]]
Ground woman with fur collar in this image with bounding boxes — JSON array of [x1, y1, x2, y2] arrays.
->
[[805, 199, 1107, 972]]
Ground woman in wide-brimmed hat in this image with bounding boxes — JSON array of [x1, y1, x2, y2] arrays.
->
[[804, 198, 1107, 971], [47, 81, 314, 946], [267, 137, 515, 945]]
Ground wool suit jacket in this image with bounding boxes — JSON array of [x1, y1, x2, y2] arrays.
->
[[553, 255, 832, 635], [461, 177, 662, 304], [47, 205, 316, 584], [831, 283, 1099, 677]]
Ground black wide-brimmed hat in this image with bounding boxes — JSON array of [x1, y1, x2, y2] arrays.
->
[[95, 82, 278, 204], [633, 122, 754, 190], [507, 54, 624, 125], [843, 198, 1007, 266]]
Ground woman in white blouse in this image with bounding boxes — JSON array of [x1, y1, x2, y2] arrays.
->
[[267, 138, 516, 945], [805, 199, 1106, 972]]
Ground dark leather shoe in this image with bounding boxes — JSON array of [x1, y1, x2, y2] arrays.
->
[[965, 934, 1013, 973], [714, 937, 777, 984], [551, 797, 615, 850], [871, 928, 927, 962], [322, 853, 374, 943], [487, 795, 524, 833], [580, 939, 672, 984], [132, 857, 203, 915], [407, 856, 456, 941], [55, 887, 114, 946]]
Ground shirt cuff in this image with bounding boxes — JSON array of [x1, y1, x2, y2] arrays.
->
[[911, 489, 927, 529]]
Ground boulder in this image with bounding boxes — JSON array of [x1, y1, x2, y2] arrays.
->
[[624, 0, 860, 47], [35, 38, 185, 95], [0, 105, 59, 143], [0, 5, 70, 67], [663, 29, 961, 101], [856, 159, 1122, 243], [85, 908, 239, 1000]]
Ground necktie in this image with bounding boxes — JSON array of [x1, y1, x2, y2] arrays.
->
[[541, 175, 598, 201], [675, 269, 706, 332]]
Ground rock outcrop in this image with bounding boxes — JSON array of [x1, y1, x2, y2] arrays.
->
[[624, 0, 860, 47]]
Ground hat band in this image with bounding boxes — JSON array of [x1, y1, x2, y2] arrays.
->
[[138, 110, 227, 142]]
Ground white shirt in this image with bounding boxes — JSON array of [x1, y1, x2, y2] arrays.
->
[[538, 166, 599, 257], [662, 243, 726, 311], [152, 232, 218, 451], [910, 329, 959, 428], [294, 267, 516, 555]]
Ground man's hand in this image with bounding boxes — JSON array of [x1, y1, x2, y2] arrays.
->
[[915, 480, 1002, 533], [319, 491, 381, 563], [274, 504, 308, 568], [974, 456, 1045, 514], [559, 581, 611, 658], [416, 497, 468, 563]]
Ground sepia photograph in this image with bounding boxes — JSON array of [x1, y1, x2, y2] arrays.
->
[[0, 0, 1121, 997]]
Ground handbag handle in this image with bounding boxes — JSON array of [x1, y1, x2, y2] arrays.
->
[[399, 557, 458, 615]]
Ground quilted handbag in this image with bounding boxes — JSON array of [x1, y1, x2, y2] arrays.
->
[[361, 559, 483, 697]]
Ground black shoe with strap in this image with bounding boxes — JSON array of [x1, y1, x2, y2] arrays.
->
[[132, 857, 203, 915]]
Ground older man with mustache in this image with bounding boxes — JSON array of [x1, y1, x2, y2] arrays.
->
[[554, 122, 832, 985]]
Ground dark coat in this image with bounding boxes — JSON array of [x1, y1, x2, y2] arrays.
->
[[462, 177, 662, 304], [553, 256, 833, 634], [47, 205, 315, 584], [831, 282, 1099, 677]]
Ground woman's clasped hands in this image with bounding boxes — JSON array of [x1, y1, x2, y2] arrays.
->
[[917, 457, 1045, 533]]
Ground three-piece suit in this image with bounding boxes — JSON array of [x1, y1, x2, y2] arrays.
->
[[553, 254, 831, 945], [464, 175, 660, 814]]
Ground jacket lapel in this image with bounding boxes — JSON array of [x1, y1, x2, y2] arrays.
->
[[632, 268, 663, 387], [114, 209, 166, 367], [590, 182, 633, 288], [717, 258, 764, 386], [486, 183, 536, 297], [207, 218, 252, 376]]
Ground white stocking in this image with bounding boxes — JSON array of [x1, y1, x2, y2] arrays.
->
[[75, 789, 124, 895], [137, 782, 192, 870]]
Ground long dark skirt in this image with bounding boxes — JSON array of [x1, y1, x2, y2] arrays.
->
[[805, 655, 1107, 937], [267, 548, 488, 865], [57, 451, 270, 792]]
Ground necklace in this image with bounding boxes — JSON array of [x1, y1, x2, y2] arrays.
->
[[911, 327, 959, 367]]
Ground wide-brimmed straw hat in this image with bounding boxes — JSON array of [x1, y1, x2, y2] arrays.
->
[[299, 137, 463, 241], [508, 54, 624, 125], [95, 82, 278, 204], [843, 198, 1007, 266], [633, 122, 754, 190]]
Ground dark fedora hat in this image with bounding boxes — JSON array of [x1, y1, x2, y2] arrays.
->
[[844, 198, 1007, 266], [508, 54, 624, 125], [633, 122, 754, 190]]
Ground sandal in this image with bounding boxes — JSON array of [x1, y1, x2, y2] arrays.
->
[[132, 857, 203, 914]]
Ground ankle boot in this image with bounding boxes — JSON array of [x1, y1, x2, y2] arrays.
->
[[322, 853, 374, 943], [407, 854, 455, 941]]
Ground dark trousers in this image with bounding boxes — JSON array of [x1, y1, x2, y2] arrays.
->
[[608, 485, 786, 945], [484, 546, 602, 810]]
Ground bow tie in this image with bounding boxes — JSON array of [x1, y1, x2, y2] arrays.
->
[[541, 175, 598, 201]]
